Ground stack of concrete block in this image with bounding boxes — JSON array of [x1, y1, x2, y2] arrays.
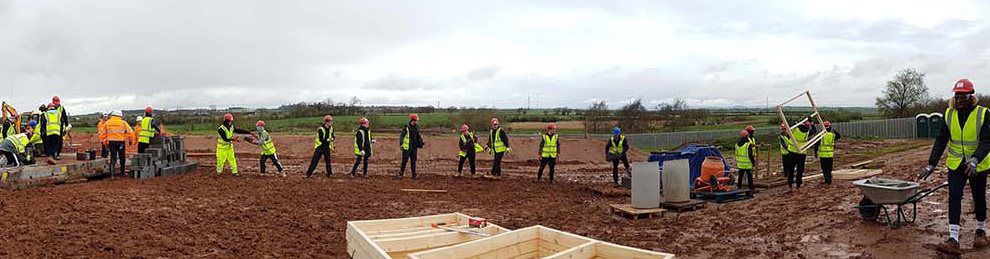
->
[[130, 153, 155, 179], [129, 136, 197, 179]]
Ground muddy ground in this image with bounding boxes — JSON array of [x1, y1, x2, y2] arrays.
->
[[0, 134, 988, 258]]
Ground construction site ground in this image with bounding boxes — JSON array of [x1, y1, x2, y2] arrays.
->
[[1, 133, 988, 258]]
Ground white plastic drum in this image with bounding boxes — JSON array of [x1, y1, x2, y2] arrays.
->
[[631, 162, 661, 209], [661, 159, 690, 203]]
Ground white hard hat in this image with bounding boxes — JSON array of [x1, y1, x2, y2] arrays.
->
[[136, 116, 143, 122], [110, 110, 122, 117]]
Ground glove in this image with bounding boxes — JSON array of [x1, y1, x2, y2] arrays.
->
[[966, 157, 979, 178], [360, 151, 366, 156], [371, 139, 377, 144], [506, 147, 512, 153], [919, 165, 935, 180]]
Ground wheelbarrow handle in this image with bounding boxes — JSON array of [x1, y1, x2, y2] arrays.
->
[[904, 182, 949, 204]]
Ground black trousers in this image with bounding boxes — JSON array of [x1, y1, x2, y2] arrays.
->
[[351, 154, 370, 176], [44, 134, 61, 157], [782, 154, 793, 187], [948, 168, 987, 225], [491, 152, 505, 176], [306, 146, 332, 176], [138, 143, 149, 153], [2, 151, 22, 166], [458, 152, 476, 175], [400, 149, 418, 178], [820, 157, 834, 184], [108, 141, 126, 175], [537, 157, 556, 182], [611, 155, 630, 183], [261, 154, 284, 174], [737, 169, 753, 190], [794, 154, 806, 188]]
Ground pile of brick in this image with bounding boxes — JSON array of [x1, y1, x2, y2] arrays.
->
[[130, 136, 198, 179]]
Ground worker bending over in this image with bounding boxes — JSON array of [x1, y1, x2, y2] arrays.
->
[[253, 120, 285, 177], [350, 117, 373, 177], [537, 123, 560, 183], [605, 127, 630, 186], [104, 111, 135, 176], [457, 124, 480, 176], [487, 118, 510, 177], [921, 79, 990, 255], [306, 115, 335, 177], [814, 121, 841, 185], [0, 128, 38, 166], [137, 106, 162, 153], [216, 113, 251, 176], [398, 113, 425, 179]]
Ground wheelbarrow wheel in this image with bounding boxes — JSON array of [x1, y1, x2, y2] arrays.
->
[[858, 196, 881, 221]]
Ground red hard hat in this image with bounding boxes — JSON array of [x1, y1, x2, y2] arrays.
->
[[780, 123, 788, 131], [740, 130, 749, 138], [954, 79, 975, 93], [52, 96, 60, 104], [823, 121, 831, 127], [256, 120, 266, 127], [490, 118, 499, 125], [460, 124, 469, 132], [223, 113, 234, 122], [145, 106, 153, 114], [745, 125, 754, 132], [47, 103, 56, 109], [324, 115, 333, 123], [409, 113, 419, 121], [359, 117, 369, 125], [547, 123, 557, 130]]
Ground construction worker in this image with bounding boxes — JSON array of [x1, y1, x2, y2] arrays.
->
[[104, 110, 135, 176], [98, 112, 109, 158], [814, 121, 841, 185], [1, 114, 18, 139], [735, 130, 755, 190], [38, 103, 61, 159], [216, 113, 251, 176], [254, 120, 285, 177], [778, 123, 795, 189], [350, 117, 373, 177], [780, 121, 815, 190], [306, 115, 335, 177], [137, 106, 162, 153], [920, 79, 990, 255], [398, 113, 425, 179], [487, 118, 510, 177], [745, 125, 756, 145], [537, 123, 560, 183], [49, 96, 69, 158], [0, 128, 36, 166], [457, 124, 480, 176], [605, 127, 630, 185]]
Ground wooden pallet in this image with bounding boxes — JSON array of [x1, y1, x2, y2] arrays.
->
[[753, 173, 824, 188], [832, 169, 883, 180], [609, 204, 665, 220], [662, 199, 707, 212], [691, 189, 753, 203]]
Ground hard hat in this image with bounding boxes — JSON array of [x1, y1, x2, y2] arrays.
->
[[745, 125, 754, 132], [223, 113, 234, 122], [547, 123, 557, 130], [52, 96, 60, 105], [613, 127, 621, 135], [740, 130, 749, 138], [145, 106, 153, 114], [28, 120, 37, 128], [256, 120, 266, 127], [803, 120, 812, 126], [823, 121, 831, 128], [954, 79, 975, 93], [136, 116, 143, 122], [47, 103, 56, 109], [359, 117, 369, 126], [490, 118, 499, 125], [324, 115, 333, 123], [780, 123, 788, 131], [111, 110, 122, 117], [409, 113, 419, 121], [460, 124, 469, 132]]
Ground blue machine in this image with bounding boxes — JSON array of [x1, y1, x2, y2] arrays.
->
[[648, 144, 731, 189]]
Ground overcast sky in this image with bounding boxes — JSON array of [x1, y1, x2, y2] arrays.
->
[[1, 0, 989, 114]]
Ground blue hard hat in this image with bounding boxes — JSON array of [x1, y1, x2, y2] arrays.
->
[[612, 127, 621, 135], [29, 120, 37, 127]]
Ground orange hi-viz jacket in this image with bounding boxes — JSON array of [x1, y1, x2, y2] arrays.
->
[[104, 116, 135, 144]]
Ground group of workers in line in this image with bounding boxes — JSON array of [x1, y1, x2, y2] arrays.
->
[[733, 117, 841, 192], [208, 113, 632, 185], [94, 106, 163, 176]]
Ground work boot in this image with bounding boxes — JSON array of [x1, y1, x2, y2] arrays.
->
[[936, 238, 963, 255], [280, 171, 287, 177], [976, 229, 989, 249]]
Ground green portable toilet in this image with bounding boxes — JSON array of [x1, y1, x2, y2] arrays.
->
[[929, 113, 944, 139], [916, 114, 930, 138]]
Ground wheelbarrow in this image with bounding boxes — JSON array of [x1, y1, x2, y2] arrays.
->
[[852, 178, 948, 228]]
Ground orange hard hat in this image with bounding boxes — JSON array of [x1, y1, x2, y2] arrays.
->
[[547, 123, 557, 130], [740, 130, 749, 138], [359, 117, 369, 125], [223, 113, 234, 122], [745, 125, 754, 132], [780, 123, 788, 131], [145, 106, 153, 114], [491, 118, 499, 125], [409, 113, 419, 121], [460, 124, 469, 132], [823, 121, 831, 127], [324, 115, 333, 123], [256, 120, 266, 127], [954, 79, 975, 93]]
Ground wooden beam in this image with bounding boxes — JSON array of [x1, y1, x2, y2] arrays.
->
[[401, 189, 449, 193]]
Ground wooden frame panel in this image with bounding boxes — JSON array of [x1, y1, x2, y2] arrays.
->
[[776, 90, 827, 153], [347, 213, 510, 259]]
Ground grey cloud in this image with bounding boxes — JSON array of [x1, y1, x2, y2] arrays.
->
[[466, 66, 501, 81]]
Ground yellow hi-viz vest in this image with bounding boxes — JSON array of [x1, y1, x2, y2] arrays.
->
[[541, 133, 558, 158], [736, 141, 753, 170], [945, 106, 990, 171]]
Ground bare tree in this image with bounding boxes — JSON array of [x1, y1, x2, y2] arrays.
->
[[584, 101, 610, 133], [876, 68, 931, 118], [617, 99, 651, 133]]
